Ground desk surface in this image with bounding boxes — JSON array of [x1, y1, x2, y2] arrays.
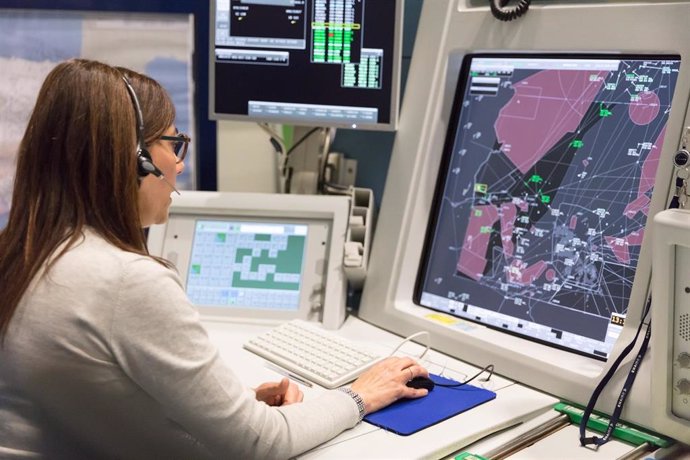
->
[[203, 316, 561, 459], [202, 316, 686, 459]]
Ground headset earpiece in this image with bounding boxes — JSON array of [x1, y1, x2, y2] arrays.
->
[[137, 147, 162, 178]]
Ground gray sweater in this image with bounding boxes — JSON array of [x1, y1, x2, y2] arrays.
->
[[0, 229, 359, 459]]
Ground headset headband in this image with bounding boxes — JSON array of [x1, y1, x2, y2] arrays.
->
[[121, 74, 161, 178], [121, 75, 146, 156]]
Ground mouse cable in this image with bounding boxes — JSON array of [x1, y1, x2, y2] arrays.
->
[[388, 332, 494, 386], [435, 364, 495, 388], [389, 331, 431, 360]]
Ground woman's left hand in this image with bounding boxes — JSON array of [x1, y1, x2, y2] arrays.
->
[[254, 378, 304, 406]]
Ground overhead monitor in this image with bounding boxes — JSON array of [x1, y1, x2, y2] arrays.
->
[[209, 0, 403, 130], [147, 191, 350, 329], [359, 1, 690, 433]]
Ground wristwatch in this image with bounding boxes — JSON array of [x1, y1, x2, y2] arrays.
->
[[337, 387, 366, 422]]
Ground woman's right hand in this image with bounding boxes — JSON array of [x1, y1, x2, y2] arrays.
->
[[350, 356, 429, 414]]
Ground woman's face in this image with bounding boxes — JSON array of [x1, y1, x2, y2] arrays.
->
[[137, 124, 185, 227]]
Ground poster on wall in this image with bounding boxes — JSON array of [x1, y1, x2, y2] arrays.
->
[[0, 10, 196, 228]]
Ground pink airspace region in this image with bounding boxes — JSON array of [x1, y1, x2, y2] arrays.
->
[[499, 203, 517, 257], [624, 195, 651, 219], [457, 205, 499, 281], [495, 70, 609, 174], [624, 126, 666, 218], [515, 198, 528, 212], [605, 229, 645, 264], [506, 259, 547, 286], [629, 91, 661, 126]]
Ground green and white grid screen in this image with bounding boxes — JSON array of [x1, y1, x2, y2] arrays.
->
[[187, 219, 308, 310]]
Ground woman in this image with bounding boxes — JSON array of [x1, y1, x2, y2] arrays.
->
[[0, 59, 429, 459]]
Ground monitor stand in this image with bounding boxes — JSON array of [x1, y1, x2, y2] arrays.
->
[[284, 126, 336, 195]]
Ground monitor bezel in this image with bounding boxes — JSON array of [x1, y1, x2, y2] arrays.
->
[[208, 0, 404, 131], [164, 213, 330, 322], [147, 191, 350, 328]]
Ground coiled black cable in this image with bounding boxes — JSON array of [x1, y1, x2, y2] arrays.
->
[[490, 0, 531, 21]]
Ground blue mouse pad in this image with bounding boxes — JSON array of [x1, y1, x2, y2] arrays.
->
[[363, 373, 496, 436]]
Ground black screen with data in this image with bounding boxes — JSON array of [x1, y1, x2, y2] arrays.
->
[[212, 0, 399, 129]]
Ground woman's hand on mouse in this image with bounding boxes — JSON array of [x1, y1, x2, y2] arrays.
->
[[350, 357, 429, 414]]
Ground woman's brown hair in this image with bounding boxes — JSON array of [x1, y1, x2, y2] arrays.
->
[[0, 59, 176, 338]]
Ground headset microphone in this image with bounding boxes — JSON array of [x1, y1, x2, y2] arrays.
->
[[137, 154, 180, 194], [158, 174, 181, 195]]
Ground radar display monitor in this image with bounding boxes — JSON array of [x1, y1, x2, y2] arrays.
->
[[210, 0, 403, 130], [147, 191, 351, 328], [416, 54, 681, 359]]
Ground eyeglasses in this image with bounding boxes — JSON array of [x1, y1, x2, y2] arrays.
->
[[160, 131, 191, 163]]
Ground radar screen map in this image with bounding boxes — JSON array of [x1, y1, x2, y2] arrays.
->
[[418, 55, 681, 358]]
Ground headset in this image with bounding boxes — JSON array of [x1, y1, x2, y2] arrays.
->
[[121, 75, 179, 194], [121, 75, 163, 179]]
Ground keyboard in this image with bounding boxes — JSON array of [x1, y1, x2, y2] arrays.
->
[[243, 320, 385, 389]]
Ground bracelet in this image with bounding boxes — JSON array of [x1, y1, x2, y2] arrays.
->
[[337, 387, 366, 422]]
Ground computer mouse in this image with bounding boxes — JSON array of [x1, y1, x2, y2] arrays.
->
[[406, 376, 435, 391]]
